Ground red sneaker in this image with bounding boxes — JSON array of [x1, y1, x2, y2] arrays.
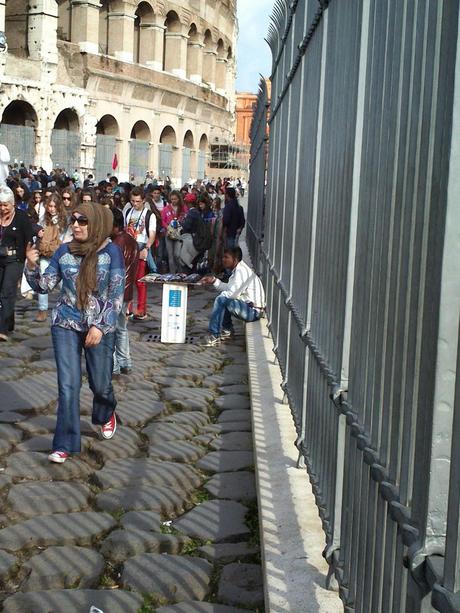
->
[[101, 412, 117, 439], [48, 450, 70, 463]]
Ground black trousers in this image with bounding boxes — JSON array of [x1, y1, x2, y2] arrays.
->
[[0, 260, 23, 334]]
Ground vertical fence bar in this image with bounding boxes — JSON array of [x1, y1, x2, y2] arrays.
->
[[247, 1, 460, 611]]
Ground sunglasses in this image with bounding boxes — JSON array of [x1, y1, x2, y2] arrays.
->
[[62, 196, 71, 200], [70, 215, 89, 226]]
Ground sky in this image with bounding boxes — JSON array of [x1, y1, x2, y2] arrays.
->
[[236, 0, 273, 93]]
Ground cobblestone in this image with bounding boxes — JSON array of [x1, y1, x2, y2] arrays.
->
[[21, 546, 105, 591], [0, 512, 116, 551], [204, 471, 257, 502], [100, 528, 190, 562], [173, 500, 250, 542], [96, 484, 190, 514], [121, 553, 213, 601], [2, 589, 144, 612], [0, 288, 263, 610], [218, 563, 264, 608], [214, 395, 251, 410], [148, 440, 206, 462], [197, 451, 254, 473], [209, 432, 253, 451], [6, 481, 91, 518]]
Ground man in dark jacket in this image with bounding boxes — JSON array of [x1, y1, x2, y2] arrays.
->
[[222, 187, 245, 248], [111, 208, 139, 376]]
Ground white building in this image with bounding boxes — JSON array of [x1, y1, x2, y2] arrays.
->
[[0, 0, 237, 185]]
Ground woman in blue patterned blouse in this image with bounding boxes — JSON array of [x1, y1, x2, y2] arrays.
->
[[25, 203, 125, 463]]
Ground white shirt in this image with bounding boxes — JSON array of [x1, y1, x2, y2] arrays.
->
[[124, 206, 153, 246], [213, 260, 265, 308], [0, 144, 10, 183], [151, 197, 165, 212]]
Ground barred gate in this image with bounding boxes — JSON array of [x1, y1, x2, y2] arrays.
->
[[197, 150, 206, 179], [94, 134, 116, 182], [0, 124, 35, 167], [159, 144, 172, 179], [247, 1, 460, 612], [50, 129, 81, 173], [182, 147, 191, 185], [129, 140, 149, 183]]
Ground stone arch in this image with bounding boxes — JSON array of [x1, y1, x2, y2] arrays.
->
[[197, 134, 208, 179], [159, 125, 177, 146], [95, 114, 119, 181], [51, 108, 81, 171], [53, 108, 80, 132], [227, 45, 233, 60], [5, 0, 29, 57], [216, 38, 225, 59], [159, 125, 177, 180], [202, 30, 216, 89], [0, 100, 38, 166], [215, 38, 227, 91], [134, 1, 155, 64], [186, 23, 201, 82], [131, 120, 151, 141], [163, 11, 186, 77], [164, 10, 181, 33], [130, 120, 151, 182], [96, 114, 120, 137], [183, 130, 194, 149], [182, 129, 195, 184], [1, 100, 38, 127], [199, 133, 209, 150]]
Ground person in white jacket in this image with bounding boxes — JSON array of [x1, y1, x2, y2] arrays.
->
[[200, 246, 265, 346], [0, 145, 11, 184]]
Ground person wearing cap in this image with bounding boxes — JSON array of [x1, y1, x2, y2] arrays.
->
[[25, 203, 125, 463]]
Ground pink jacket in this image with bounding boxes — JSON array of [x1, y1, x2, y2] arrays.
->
[[161, 203, 188, 229]]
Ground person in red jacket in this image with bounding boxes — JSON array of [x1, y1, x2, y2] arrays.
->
[[111, 208, 139, 376]]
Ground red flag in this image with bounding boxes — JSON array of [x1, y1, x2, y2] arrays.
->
[[112, 153, 118, 170]]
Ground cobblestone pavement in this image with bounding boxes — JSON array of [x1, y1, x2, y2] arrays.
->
[[0, 286, 263, 612]]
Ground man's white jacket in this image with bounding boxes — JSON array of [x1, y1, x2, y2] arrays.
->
[[213, 260, 265, 308]]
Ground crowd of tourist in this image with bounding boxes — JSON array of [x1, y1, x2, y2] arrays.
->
[[0, 163, 264, 464], [1, 165, 247, 324]]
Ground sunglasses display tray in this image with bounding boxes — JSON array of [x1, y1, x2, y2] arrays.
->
[[139, 273, 203, 285]]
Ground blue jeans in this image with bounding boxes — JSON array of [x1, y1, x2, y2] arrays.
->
[[208, 294, 261, 336], [51, 326, 117, 453], [38, 257, 49, 311], [113, 302, 131, 373]]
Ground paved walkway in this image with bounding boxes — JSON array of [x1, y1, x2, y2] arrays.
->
[[0, 286, 263, 612]]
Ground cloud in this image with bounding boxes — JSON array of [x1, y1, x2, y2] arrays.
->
[[236, 0, 273, 93]]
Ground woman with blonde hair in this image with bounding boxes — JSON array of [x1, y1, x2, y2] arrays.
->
[[35, 193, 68, 321]]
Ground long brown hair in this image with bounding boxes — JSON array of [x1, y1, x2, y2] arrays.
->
[[169, 190, 184, 217], [44, 193, 67, 232], [68, 204, 113, 310]]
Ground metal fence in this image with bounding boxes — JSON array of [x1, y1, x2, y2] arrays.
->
[[247, 1, 460, 612], [50, 129, 81, 173], [0, 124, 35, 167], [94, 134, 116, 182]]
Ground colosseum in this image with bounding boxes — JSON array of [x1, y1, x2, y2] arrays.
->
[[0, 0, 237, 185]]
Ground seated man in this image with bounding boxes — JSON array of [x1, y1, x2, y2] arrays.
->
[[201, 247, 265, 346]]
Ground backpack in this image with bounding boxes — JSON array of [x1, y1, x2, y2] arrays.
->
[[192, 216, 213, 252], [38, 224, 61, 258]]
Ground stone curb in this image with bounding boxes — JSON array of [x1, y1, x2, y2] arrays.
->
[[245, 318, 343, 613]]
